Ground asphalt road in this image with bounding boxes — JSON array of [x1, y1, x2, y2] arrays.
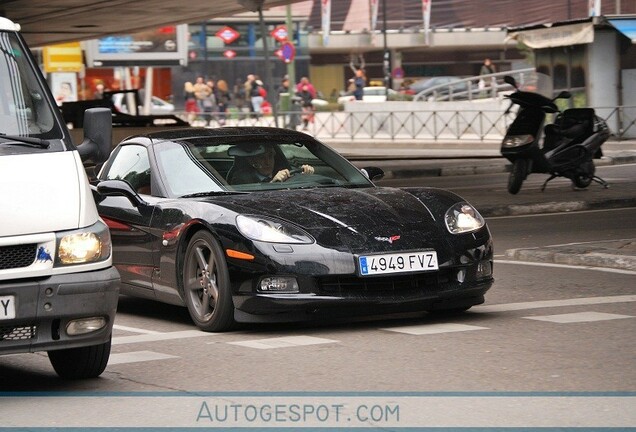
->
[[1, 168, 635, 429], [377, 162, 636, 217]]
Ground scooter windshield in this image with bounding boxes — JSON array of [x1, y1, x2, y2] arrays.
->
[[516, 72, 554, 99]]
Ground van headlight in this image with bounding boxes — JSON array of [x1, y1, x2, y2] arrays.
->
[[56, 220, 112, 265], [445, 202, 485, 234]]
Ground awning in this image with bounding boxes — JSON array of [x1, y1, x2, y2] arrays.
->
[[608, 18, 636, 44], [507, 22, 594, 49]]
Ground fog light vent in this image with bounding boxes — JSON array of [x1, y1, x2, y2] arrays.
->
[[258, 276, 299, 293], [66, 317, 107, 336]]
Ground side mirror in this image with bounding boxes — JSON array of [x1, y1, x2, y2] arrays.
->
[[556, 90, 571, 99], [96, 179, 146, 208], [76, 108, 112, 165], [361, 167, 385, 181], [503, 75, 518, 89]]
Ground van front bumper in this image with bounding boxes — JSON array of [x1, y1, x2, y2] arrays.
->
[[0, 266, 120, 355]]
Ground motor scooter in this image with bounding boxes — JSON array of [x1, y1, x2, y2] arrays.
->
[[500, 75, 610, 194]]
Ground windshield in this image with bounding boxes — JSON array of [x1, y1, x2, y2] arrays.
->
[[153, 137, 374, 197], [0, 31, 58, 139], [516, 72, 554, 99]]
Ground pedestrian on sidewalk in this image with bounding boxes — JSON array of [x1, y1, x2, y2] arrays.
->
[[298, 84, 315, 131], [478, 58, 496, 97], [216, 79, 231, 126], [184, 81, 198, 124]]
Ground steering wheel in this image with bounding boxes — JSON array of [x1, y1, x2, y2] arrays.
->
[[284, 170, 340, 186]]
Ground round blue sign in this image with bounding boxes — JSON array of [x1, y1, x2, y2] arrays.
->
[[280, 42, 296, 63]]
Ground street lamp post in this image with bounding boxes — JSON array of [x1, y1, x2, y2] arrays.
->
[[382, 0, 390, 98]]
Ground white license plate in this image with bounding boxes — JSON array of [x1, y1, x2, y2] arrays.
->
[[0, 295, 16, 320], [358, 251, 438, 276]]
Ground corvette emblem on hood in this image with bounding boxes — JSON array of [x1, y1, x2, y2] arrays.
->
[[374, 235, 401, 244]]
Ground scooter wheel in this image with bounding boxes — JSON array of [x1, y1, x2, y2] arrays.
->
[[508, 159, 527, 194], [572, 161, 594, 189]]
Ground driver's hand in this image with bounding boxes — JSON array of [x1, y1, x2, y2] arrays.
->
[[270, 169, 290, 182], [301, 164, 314, 175]]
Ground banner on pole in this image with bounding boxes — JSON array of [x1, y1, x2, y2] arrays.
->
[[422, 0, 432, 45], [370, 0, 379, 45], [321, 0, 331, 46], [588, 0, 601, 17]]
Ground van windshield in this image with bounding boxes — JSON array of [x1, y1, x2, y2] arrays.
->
[[0, 31, 58, 139]]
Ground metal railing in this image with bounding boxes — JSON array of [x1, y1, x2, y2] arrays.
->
[[412, 68, 536, 102], [174, 104, 635, 142]]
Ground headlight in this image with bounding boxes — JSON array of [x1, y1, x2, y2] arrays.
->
[[445, 202, 485, 234], [502, 134, 534, 148], [56, 220, 111, 265], [236, 215, 314, 244]]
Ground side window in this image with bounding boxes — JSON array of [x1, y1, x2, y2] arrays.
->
[[0, 33, 56, 137], [104, 144, 151, 194], [154, 142, 224, 197]]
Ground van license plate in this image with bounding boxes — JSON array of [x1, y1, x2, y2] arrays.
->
[[358, 251, 438, 276], [0, 295, 16, 320]]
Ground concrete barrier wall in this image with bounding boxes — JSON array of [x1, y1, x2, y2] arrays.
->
[[341, 100, 510, 140]]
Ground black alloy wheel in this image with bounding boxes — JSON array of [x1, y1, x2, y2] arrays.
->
[[182, 230, 235, 332]]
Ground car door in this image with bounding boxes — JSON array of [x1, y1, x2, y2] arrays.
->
[[98, 144, 158, 294]]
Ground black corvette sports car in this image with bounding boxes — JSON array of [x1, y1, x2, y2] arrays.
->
[[94, 127, 493, 331]]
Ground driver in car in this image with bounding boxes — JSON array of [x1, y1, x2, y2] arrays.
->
[[228, 143, 314, 184]]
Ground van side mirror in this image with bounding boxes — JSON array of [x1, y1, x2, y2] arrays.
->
[[76, 108, 112, 165]]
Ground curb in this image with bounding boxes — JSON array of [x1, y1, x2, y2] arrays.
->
[[478, 197, 636, 218], [352, 153, 636, 180], [505, 239, 636, 272]]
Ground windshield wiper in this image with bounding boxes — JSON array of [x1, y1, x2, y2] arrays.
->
[[0, 133, 50, 148], [180, 190, 249, 198]]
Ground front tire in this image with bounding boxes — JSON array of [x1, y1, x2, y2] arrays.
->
[[48, 338, 111, 379], [182, 230, 235, 332], [572, 160, 594, 189], [508, 159, 527, 194]]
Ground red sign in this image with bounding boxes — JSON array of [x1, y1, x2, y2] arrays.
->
[[223, 50, 237, 59], [270, 25, 288, 42], [216, 26, 240, 44], [392, 67, 405, 79]]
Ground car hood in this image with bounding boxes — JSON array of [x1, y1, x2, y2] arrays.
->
[[211, 187, 451, 253]]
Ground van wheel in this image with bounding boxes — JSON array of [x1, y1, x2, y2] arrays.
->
[[182, 230, 235, 332], [508, 159, 527, 194], [573, 161, 594, 189], [48, 338, 111, 379]]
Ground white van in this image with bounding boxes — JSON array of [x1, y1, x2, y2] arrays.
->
[[0, 17, 119, 378]]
